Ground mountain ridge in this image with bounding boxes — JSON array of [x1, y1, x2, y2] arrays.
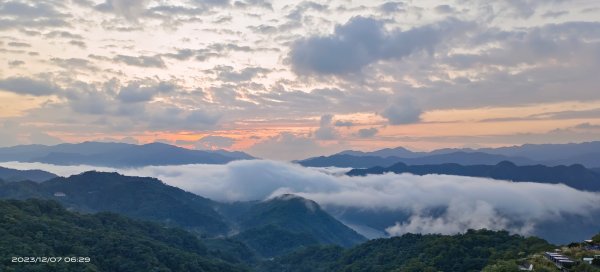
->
[[347, 161, 600, 191], [0, 141, 255, 167]]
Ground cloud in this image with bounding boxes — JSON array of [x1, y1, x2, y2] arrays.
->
[[214, 66, 270, 82], [7, 42, 31, 48], [2, 160, 600, 242], [8, 60, 24, 67], [116, 80, 175, 103], [96, 0, 150, 21], [289, 16, 469, 75], [434, 4, 455, 14], [113, 54, 166, 68], [356, 127, 378, 138], [314, 114, 338, 140], [334, 120, 354, 127], [180, 135, 236, 150], [0, 77, 62, 96], [381, 96, 422, 125], [379, 2, 405, 13], [0, 1, 69, 30], [0, 121, 63, 147], [248, 132, 341, 160]]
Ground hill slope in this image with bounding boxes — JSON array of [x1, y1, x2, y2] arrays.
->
[[262, 229, 553, 272], [0, 166, 57, 182], [0, 171, 230, 236], [0, 199, 248, 272], [238, 194, 366, 247]]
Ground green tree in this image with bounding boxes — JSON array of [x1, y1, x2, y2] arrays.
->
[[482, 260, 519, 272]]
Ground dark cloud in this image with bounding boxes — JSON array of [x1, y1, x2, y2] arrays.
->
[[95, 0, 150, 21], [0, 77, 62, 96], [116, 81, 175, 103], [289, 16, 470, 75], [161, 49, 197, 60], [214, 66, 270, 82], [191, 0, 230, 7], [234, 0, 272, 10], [286, 1, 328, 21], [7, 42, 31, 47], [381, 96, 422, 125], [379, 2, 405, 13], [314, 114, 338, 140], [0, 1, 62, 17], [434, 4, 455, 14], [113, 54, 166, 68], [8, 60, 24, 67], [186, 135, 236, 150], [45, 31, 83, 39], [69, 40, 87, 48], [356, 127, 378, 138], [0, 1, 70, 30], [573, 123, 600, 130], [334, 120, 354, 127], [541, 10, 568, 18], [50, 58, 97, 71]]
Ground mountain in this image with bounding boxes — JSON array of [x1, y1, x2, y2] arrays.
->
[[338, 147, 424, 158], [0, 172, 367, 255], [330, 141, 600, 168], [470, 141, 600, 163], [347, 161, 600, 191], [0, 141, 255, 167], [545, 152, 600, 168], [297, 154, 404, 168], [0, 166, 57, 182], [3, 199, 588, 272], [0, 171, 230, 236], [297, 152, 534, 168], [228, 194, 367, 257], [261, 229, 553, 272], [0, 199, 249, 272]]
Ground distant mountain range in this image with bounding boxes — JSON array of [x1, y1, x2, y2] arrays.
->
[[298, 152, 535, 168], [0, 171, 365, 257], [0, 141, 255, 167], [347, 161, 600, 192], [0, 166, 57, 182], [298, 141, 600, 168]]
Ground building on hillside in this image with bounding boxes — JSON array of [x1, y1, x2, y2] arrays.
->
[[544, 252, 577, 269]]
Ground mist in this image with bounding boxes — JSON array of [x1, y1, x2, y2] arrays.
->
[[2, 160, 599, 240]]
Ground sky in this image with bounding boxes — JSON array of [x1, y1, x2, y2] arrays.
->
[[0, 0, 599, 160]]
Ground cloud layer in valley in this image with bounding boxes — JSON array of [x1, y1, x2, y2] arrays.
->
[[2, 160, 599, 240]]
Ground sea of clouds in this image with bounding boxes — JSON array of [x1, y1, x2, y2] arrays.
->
[[2, 160, 600, 240]]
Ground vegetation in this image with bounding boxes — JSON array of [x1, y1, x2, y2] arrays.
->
[[237, 194, 366, 248], [0, 199, 248, 272], [0, 167, 57, 183], [0, 171, 230, 236], [262, 229, 553, 272], [233, 225, 319, 257]]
